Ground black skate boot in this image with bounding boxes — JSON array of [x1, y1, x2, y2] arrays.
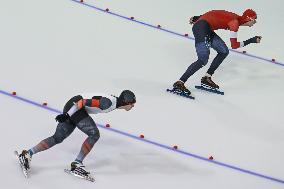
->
[[201, 76, 219, 89], [19, 150, 32, 170], [71, 161, 90, 176], [173, 81, 191, 94]]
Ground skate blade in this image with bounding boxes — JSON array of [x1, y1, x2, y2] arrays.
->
[[195, 85, 224, 95], [166, 88, 195, 99], [14, 150, 29, 178], [64, 169, 95, 182]]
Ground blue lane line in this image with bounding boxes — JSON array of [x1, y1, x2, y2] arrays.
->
[[230, 49, 284, 67], [101, 126, 284, 184], [1, 89, 284, 185], [71, 0, 194, 40], [0, 90, 61, 114], [70, 0, 284, 67]]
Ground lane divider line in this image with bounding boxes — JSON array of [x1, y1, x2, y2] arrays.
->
[[70, 0, 284, 67], [1, 88, 283, 184]]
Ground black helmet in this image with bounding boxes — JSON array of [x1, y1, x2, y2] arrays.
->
[[117, 90, 136, 107]]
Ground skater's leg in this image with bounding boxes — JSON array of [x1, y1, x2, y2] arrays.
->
[[206, 34, 229, 76], [179, 42, 210, 82], [28, 120, 76, 156], [179, 20, 213, 83], [75, 116, 100, 163]]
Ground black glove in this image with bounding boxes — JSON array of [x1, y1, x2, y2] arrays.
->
[[243, 36, 261, 46], [190, 15, 201, 24], [55, 113, 70, 123]]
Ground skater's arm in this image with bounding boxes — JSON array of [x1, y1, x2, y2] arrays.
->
[[243, 36, 262, 46], [230, 32, 261, 49], [228, 20, 242, 49], [62, 99, 94, 117], [229, 20, 262, 49], [65, 97, 113, 117], [76, 97, 112, 110], [78, 99, 100, 109]]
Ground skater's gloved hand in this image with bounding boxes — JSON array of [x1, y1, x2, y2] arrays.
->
[[55, 113, 70, 123], [243, 36, 262, 46], [189, 16, 200, 25]]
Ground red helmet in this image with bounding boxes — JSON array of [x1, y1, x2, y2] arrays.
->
[[240, 9, 257, 23]]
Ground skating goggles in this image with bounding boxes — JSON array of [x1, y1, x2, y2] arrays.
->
[[247, 17, 257, 24]]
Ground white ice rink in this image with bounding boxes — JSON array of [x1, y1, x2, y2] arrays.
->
[[1, 0, 284, 188]]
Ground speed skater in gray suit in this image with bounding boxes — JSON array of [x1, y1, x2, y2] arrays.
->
[[18, 90, 136, 175]]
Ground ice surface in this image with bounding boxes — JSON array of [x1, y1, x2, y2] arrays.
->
[[0, 0, 283, 188]]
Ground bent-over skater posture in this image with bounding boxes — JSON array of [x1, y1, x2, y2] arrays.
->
[[173, 9, 261, 94], [18, 90, 136, 176]]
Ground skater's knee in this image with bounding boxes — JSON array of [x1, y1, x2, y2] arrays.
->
[[198, 58, 209, 66], [223, 49, 229, 56], [219, 47, 229, 57], [93, 130, 100, 141], [89, 129, 100, 142], [219, 52, 229, 60], [53, 134, 65, 144], [197, 52, 210, 66]]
